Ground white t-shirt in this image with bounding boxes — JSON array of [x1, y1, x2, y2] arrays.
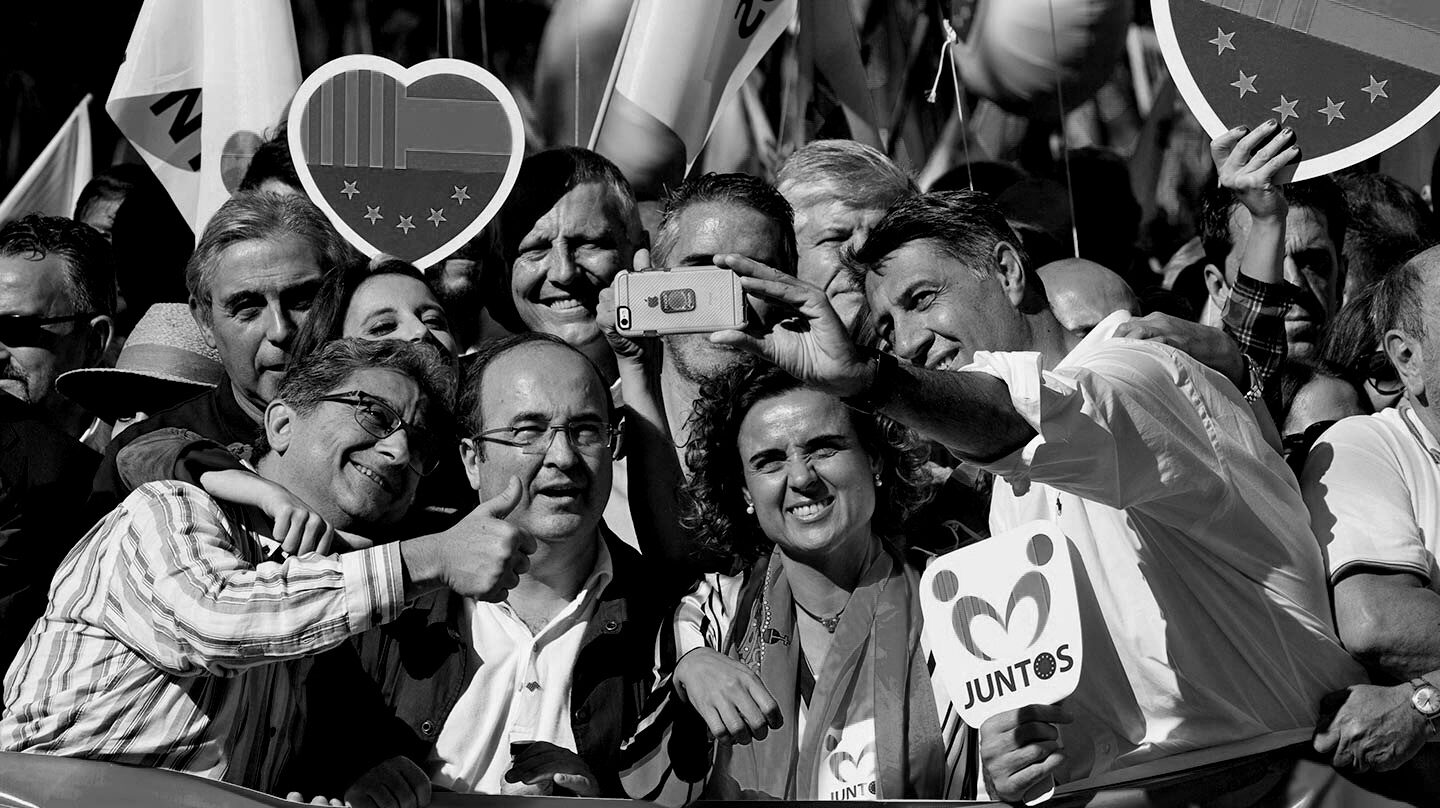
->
[[1302, 402, 1440, 584], [970, 312, 1364, 790], [427, 541, 614, 794]]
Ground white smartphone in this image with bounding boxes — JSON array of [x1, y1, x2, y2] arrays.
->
[[612, 267, 747, 336]]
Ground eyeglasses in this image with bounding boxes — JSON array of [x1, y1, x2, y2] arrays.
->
[[1361, 350, 1404, 396], [0, 313, 95, 347], [316, 391, 440, 475], [475, 421, 616, 456]]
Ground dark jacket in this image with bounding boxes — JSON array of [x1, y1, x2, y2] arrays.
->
[[0, 395, 99, 676], [338, 528, 682, 797], [86, 378, 258, 527]]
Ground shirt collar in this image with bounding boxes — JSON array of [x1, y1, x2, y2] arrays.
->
[[1057, 310, 1133, 369]]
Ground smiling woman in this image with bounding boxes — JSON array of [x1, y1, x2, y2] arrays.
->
[[672, 362, 971, 799]]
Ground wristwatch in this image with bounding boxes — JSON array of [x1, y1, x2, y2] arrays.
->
[[1410, 678, 1440, 724], [841, 348, 899, 414]]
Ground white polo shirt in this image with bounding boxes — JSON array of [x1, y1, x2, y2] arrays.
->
[[1302, 402, 1440, 584], [968, 312, 1364, 791], [427, 540, 614, 794]]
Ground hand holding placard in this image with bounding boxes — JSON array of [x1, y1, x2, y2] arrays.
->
[[920, 521, 1083, 804]]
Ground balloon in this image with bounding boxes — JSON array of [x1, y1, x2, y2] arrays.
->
[[952, 0, 1134, 117]]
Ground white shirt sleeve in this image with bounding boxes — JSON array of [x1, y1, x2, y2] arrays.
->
[[962, 342, 1233, 512], [1302, 417, 1432, 583]]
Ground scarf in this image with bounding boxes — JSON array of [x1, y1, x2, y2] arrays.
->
[[714, 542, 949, 800]]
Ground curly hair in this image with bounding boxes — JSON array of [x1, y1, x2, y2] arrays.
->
[[679, 360, 932, 566]]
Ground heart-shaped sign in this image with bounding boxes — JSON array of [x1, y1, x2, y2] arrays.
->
[[288, 55, 523, 268], [1152, 0, 1440, 181]]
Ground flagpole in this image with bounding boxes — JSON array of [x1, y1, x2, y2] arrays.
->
[[587, 0, 640, 150]]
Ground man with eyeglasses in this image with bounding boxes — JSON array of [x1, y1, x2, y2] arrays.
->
[[1301, 245, 1440, 786], [330, 332, 687, 802], [0, 338, 536, 799]]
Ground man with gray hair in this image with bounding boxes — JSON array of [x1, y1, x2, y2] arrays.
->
[[1, 338, 534, 799], [776, 139, 915, 330], [87, 191, 355, 518]]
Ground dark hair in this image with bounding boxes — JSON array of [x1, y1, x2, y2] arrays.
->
[[928, 160, 1027, 197], [1336, 170, 1437, 290], [1200, 176, 1349, 271], [457, 332, 615, 441], [73, 164, 148, 224], [653, 172, 799, 275], [187, 191, 357, 315], [291, 256, 448, 363], [843, 190, 1035, 290], [258, 337, 457, 456], [776, 139, 916, 213], [1319, 280, 1384, 376], [1372, 243, 1440, 341], [0, 214, 116, 316], [106, 166, 194, 334], [679, 361, 932, 566], [239, 120, 301, 193], [489, 147, 640, 332]]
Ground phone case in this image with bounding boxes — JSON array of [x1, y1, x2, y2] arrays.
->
[[613, 268, 747, 336]]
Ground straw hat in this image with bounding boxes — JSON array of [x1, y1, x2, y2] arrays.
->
[[57, 303, 224, 421]]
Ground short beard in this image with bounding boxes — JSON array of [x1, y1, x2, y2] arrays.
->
[[664, 334, 740, 386]]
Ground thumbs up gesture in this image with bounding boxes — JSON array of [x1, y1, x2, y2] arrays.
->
[[400, 476, 536, 602]]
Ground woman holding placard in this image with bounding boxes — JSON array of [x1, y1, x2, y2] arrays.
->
[[671, 361, 970, 800]]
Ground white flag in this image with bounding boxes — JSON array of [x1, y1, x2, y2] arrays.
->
[[590, 0, 796, 196], [0, 94, 93, 223], [106, 0, 301, 234]]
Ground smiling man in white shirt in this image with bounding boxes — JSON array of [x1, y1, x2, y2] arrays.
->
[[708, 190, 1365, 802], [353, 332, 682, 799]]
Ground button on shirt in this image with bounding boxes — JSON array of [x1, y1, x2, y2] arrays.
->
[[967, 312, 1364, 790], [429, 540, 615, 793], [1303, 402, 1440, 584]]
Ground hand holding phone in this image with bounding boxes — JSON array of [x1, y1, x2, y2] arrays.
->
[[612, 267, 747, 336]]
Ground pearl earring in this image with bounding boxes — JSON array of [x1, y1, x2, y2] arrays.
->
[[745, 503, 755, 514], [874, 473, 883, 488]]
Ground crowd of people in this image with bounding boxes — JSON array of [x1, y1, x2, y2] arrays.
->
[[2, 105, 1440, 807]]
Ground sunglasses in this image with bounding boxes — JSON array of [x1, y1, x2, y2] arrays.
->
[[0, 313, 95, 347], [316, 391, 440, 475]]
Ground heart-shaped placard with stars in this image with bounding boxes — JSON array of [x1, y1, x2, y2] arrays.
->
[[1152, 0, 1440, 182], [287, 55, 523, 268]]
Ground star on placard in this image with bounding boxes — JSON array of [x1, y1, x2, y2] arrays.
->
[[1272, 95, 1300, 123], [1362, 76, 1389, 103], [427, 208, 447, 228], [396, 215, 416, 234], [1231, 69, 1258, 98], [450, 186, 470, 205], [1318, 97, 1346, 125], [341, 181, 359, 200], [1210, 28, 1235, 56], [363, 205, 383, 224]]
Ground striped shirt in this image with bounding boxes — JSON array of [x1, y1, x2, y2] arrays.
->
[[0, 480, 405, 793]]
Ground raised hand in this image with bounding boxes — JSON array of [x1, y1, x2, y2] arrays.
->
[[401, 476, 535, 602], [707, 253, 872, 398], [1211, 119, 1300, 220], [597, 247, 658, 365]]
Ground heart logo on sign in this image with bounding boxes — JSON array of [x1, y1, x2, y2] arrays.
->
[[1152, 0, 1440, 181], [288, 55, 523, 268]]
